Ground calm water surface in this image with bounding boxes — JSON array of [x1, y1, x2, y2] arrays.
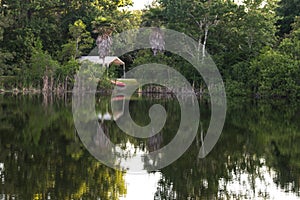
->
[[0, 94, 299, 199]]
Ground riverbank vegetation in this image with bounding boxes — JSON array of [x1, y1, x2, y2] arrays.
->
[[0, 0, 299, 98]]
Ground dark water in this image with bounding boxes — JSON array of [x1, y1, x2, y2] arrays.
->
[[0, 94, 299, 199]]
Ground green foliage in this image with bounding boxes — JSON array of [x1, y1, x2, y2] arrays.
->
[[92, 9, 141, 35], [27, 42, 59, 88], [0, 51, 14, 76], [0, 15, 14, 76], [0, 0, 299, 97], [276, 0, 300, 36], [69, 19, 94, 57], [278, 17, 300, 59], [225, 80, 251, 97], [58, 20, 93, 63], [250, 49, 300, 97], [58, 42, 77, 63], [141, 7, 166, 27], [248, 17, 300, 97], [58, 58, 80, 78], [142, 0, 280, 97], [0, 0, 139, 91], [0, 76, 17, 89]]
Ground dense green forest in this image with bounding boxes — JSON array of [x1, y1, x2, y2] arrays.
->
[[0, 0, 299, 98]]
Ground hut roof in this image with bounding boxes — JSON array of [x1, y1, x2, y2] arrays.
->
[[79, 56, 125, 66]]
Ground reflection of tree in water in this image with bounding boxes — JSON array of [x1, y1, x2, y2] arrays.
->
[[233, 100, 300, 196], [0, 95, 126, 199], [142, 132, 164, 171], [1, 95, 299, 198], [93, 121, 111, 150], [154, 99, 300, 199], [154, 180, 177, 200], [147, 132, 163, 152], [96, 97, 166, 152]]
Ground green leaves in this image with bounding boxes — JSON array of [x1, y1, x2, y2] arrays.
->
[[68, 20, 93, 58], [276, 0, 300, 36], [29, 47, 59, 88], [248, 17, 300, 97], [250, 49, 299, 97]]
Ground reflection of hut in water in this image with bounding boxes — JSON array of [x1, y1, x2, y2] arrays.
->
[[93, 96, 125, 152], [97, 95, 125, 122], [98, 112, 112, 121]]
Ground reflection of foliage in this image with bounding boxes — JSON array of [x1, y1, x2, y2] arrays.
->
[[95, 96, 179, 153], [1, 95, 300, 199], [156, 98, 300, 199], [232, 100, 300, 193], [0, 94, 126, 199]]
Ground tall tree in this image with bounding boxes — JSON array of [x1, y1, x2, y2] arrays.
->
[[158, 0, 226, 59]]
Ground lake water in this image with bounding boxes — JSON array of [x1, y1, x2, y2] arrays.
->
[[0, 94, 299, 199]]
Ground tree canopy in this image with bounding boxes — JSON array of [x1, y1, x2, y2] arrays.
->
[[0, 0, 299, 98]]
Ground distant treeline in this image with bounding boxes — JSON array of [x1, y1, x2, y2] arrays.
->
[[0, 0, 299, 98]]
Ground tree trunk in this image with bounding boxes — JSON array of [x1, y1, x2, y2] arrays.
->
[[42, 75, 48, 93], [75, 37, 79, 58], [50, 76, 53, 91], [202, 23, 209, 63], [65, 76, 68, 91]]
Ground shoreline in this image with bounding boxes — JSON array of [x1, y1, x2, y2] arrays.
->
[[0, 87, 298, 100]]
